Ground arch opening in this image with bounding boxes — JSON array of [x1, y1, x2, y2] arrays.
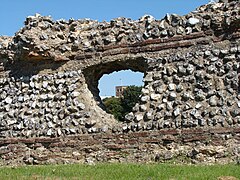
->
[[99, 70, 144, 121], [83, 57, 147, 120]]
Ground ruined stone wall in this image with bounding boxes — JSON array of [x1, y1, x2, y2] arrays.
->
[[0, 69, 115, 138], [0, 0, 239, 165], [127, 41, 239, 130], [0, 127, 239, 165]]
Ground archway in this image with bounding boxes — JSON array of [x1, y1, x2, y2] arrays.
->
[[98, 69, 144, 121], [82, 57, 147, 113]]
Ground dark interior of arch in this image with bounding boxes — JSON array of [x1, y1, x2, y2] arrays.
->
[[83, 57, 148, 110]]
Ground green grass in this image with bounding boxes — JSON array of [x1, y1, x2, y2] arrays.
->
[[0, 163, 239, 180]]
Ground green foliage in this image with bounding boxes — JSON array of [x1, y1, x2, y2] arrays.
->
[[103, 85, 142, 121], [102, 97, 124, 120], [0, 163, 239, 180], [121, 85, 142, 115]]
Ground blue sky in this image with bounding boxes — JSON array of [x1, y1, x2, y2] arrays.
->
[[0, 0, 209, 96]]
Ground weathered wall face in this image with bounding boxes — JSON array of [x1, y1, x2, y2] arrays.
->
[[0, 127, 239, 165], [129, 42, 239, 129], [0, 0, 239, 165]]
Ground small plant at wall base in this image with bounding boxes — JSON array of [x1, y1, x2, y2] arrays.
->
[[103, 86, 142, 121]]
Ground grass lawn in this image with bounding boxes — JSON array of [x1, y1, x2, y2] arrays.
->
[[0, 163, 239, 180]]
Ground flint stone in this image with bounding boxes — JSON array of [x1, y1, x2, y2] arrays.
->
[[141, 88, 149, 94], [39, 33, 48, 40], [7, 119, 17, 126], [204, 50, 211, 56], [176, 26, 184, 35], [168, 83, 176, 91], [186, 64, 194, 74], [195, 91, 205, 101], [182, 92, 191, 101], [198, 119, 205, 126], [184, 103, 192, 111], [101, 125, 108, 132], [39, 94, 48, 101], [8, 111, 15, 118], [155, 86, 165, 94], [135, 114, 143, 122], [166, 102, 173, 111], [86, 120, 96, 127], [70, 128, 76, 134], [224, 55, 235, 61], [186, 27, 192, 34], [57, 129, 62, 136], [159, 20, 165, 30], [103, 35, 116, 44], [16, 123, 23, 130], [21, 82, 29, 89], [125, 112, 134, 122], [178, 66, 187, 75], [150, 93, 161, 101], [163, 151, 173, 160], [47, 94, 54, 100], [141, 96, 149, 103], [144, 73, 153, 82], [212, 49, 220, 56], [34, 83, 40, 89], [230, 47, 237, 53], [187, 18, 200, 26], [132, 104, 139, 112], [140, 105, 147, 111], [145, 110, 154, 121], [47, 129, 52, 136], [191, 109, 201, 118], [47, 122, 54, 128], [220, 49, 229, 55], [139, 14, 155, 23], [176, 85, 183, 92], [209, 96, 218, 106], [5, 97, 12, 104], [77, 103, 85, 110], [30, 101, 37, 108], [162, 98, 167, 103], [161, 30, 168, 36], [157, 104, 165, 111], [169, 92, 177, 101], [68, 106, 78, 113], [29, 81, 35, 88], [58, 111, 65, 120], [42, 81, 48, 88], [4, 104, 10, 112], [145, 122, 153, 130], [68, 84, 77, 92], [18, 96, 24, 102], [71, 91, 80, 98], [195, 103, 202, 109], [173, 108, 181, 117], [88, 127, 98, 133]]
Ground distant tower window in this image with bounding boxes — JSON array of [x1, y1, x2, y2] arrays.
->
[[115, 86, 128, 97]]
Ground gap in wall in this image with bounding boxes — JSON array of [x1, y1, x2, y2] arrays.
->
[[99, 70, 144, 99]]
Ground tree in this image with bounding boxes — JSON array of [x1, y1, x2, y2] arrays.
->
[[102, 97, 124, 121], [121, 86, 142, 117], [103, 86, 142, 121]]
